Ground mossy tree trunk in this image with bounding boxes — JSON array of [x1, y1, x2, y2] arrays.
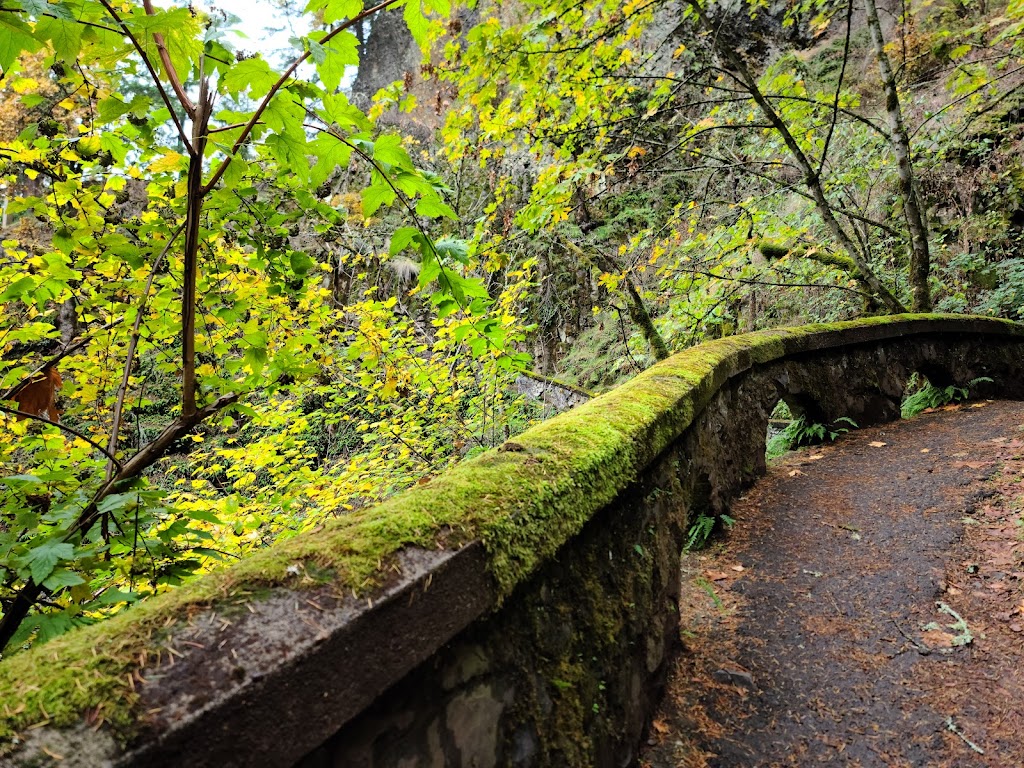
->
[[864, 0, 932, 312], [625, 281, 670, 361]]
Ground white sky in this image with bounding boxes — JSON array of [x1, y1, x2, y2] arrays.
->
[[200, 0, 313, 62]]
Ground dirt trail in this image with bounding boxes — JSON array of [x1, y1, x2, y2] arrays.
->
[[642, 400, 1024, 768]]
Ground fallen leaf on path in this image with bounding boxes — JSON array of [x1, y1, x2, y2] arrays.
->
[[970, 401, 990, 408], [869, 441, 887, 447], [789, 469, 805, 477], [807, 454, 824, 461], [731, 565, 745, 572], [922, 629, 957, 647], [921, 448, 931, 453], [705, 570, 731, 581]]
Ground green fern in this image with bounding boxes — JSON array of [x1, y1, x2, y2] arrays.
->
[[901, 376, 994, 419], [766, 415, 857, 458], [685, 512, 735, 551]]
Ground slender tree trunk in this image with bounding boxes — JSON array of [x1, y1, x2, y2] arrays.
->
[[181, 84, 212, 418], [625, 280, 670, 360], [686, 0, 908, 314], [0, 581, 40, 652], [864, 0, 932, 311], [56, 297, 77, 347], [181, 160, 203, 418]]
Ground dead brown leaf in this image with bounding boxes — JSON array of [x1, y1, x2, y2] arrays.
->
[[921, 629, 956, 647]]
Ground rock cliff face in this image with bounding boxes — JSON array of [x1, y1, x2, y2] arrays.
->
[[351, 8, 470, 139], [351, 10, 419, 104]]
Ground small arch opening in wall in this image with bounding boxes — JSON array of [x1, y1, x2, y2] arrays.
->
[[765, 397, 851, 456], [763, 395, 852, 460], [900, 369, 994, 419], [765, 398, 795, 461], [683, 472, 732, 551]]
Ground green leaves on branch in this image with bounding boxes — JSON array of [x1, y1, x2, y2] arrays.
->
[[0, 0, 538, 654]]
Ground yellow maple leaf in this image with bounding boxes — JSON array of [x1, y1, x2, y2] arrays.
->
[[149, 151, 187, 173]]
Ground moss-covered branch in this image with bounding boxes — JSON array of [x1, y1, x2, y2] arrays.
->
[[758, 239, 887, 311], [517, 369, 595, 399], [758, 240, 858, 274]]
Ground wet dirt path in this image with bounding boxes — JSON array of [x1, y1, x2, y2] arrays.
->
[[641, 400, 1024, 768]]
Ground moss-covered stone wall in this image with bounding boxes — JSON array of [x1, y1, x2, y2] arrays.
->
[[2, 315, 1023, 768]]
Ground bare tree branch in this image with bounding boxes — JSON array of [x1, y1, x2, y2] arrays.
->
[[141, 0, 196, 117], [97, 0, 191, 152], [203, 0, 404, 194], [106, 223, 185, 481]]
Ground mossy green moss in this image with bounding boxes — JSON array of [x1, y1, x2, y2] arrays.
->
[[757, 240, 792, 260], [2, 314, 1022, 750], [756, 240, 858, 274]]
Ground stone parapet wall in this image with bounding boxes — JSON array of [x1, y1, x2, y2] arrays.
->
[[3, 315, 1023, 768]]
